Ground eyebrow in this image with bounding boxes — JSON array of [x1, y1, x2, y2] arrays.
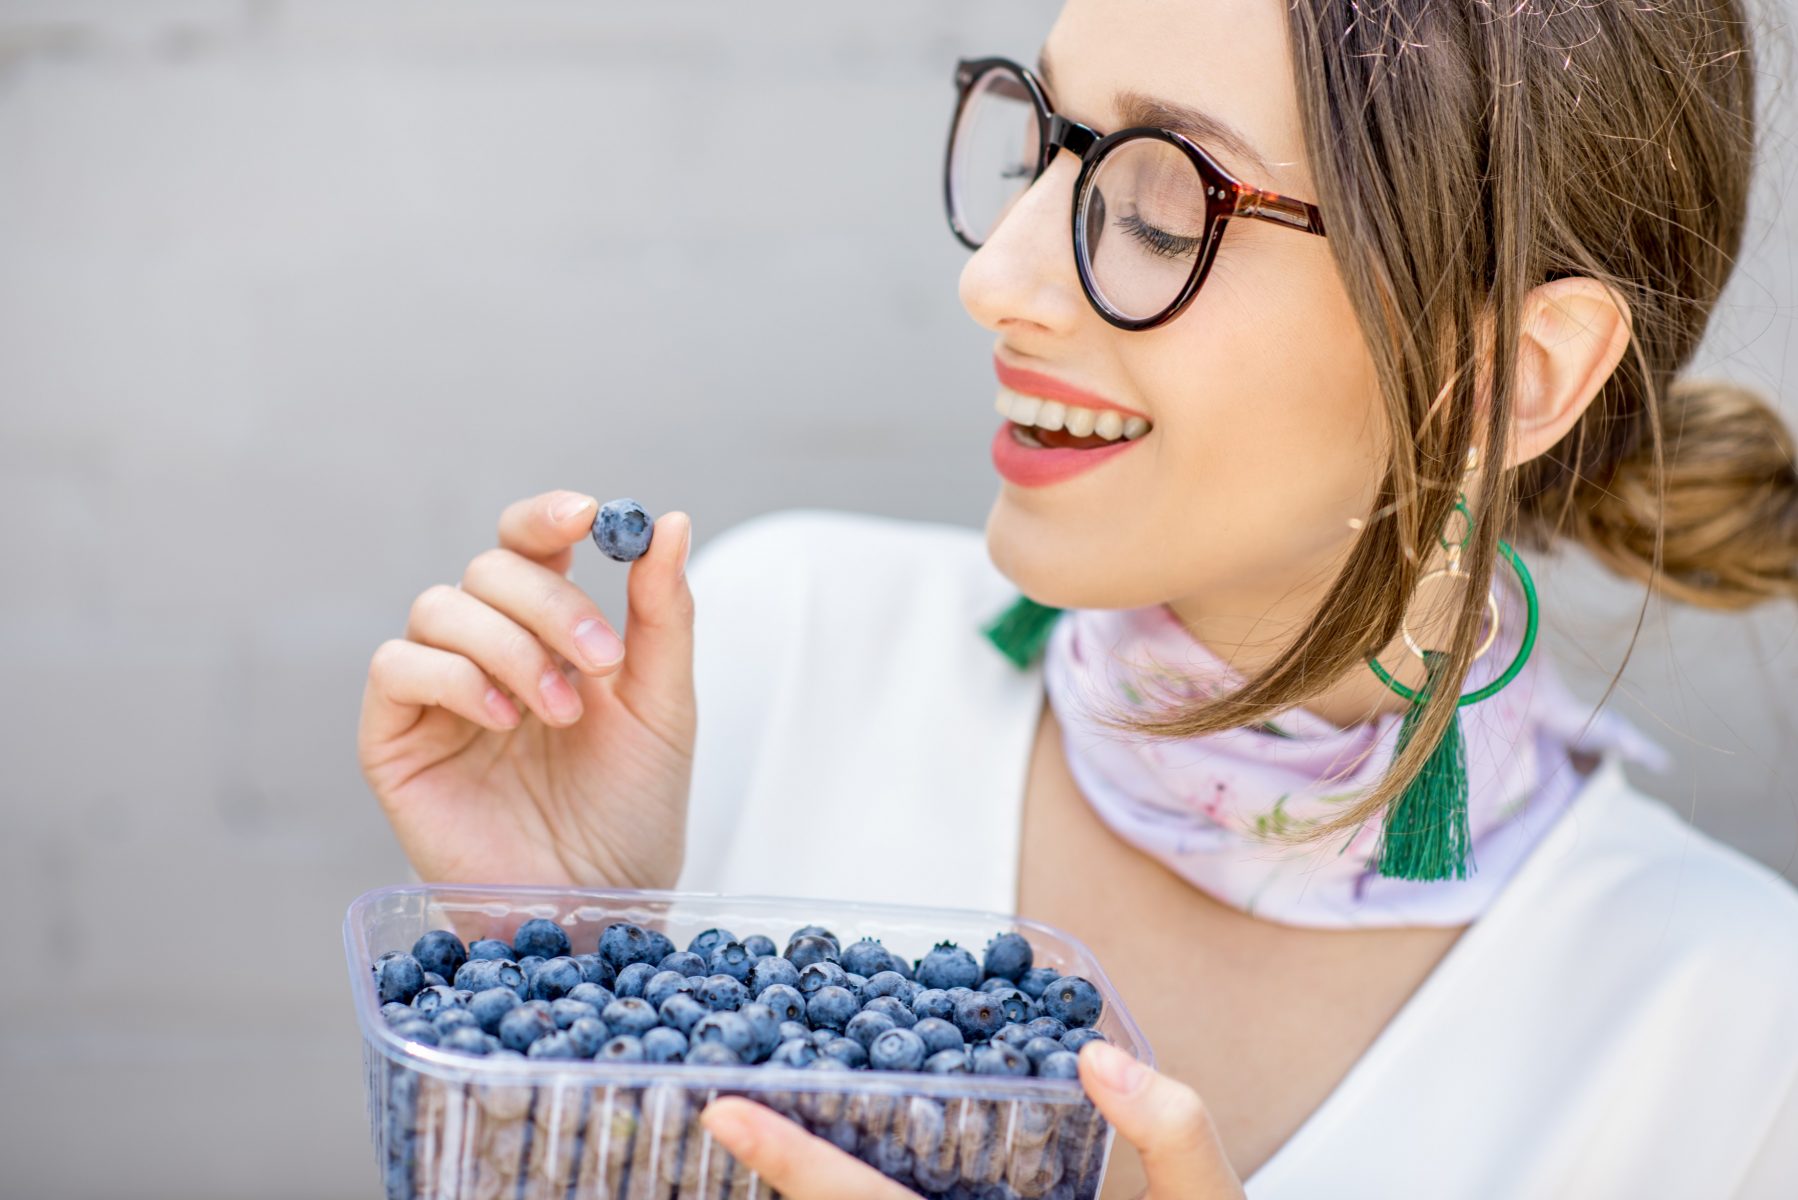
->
[[1035, 46, 1277, 182]]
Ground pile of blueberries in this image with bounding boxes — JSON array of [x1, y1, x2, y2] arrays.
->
[[373, 919, 1109, 1080]]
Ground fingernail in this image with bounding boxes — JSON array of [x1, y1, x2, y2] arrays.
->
[[573, 618, 624, 669], [551, 493, 597, 524], [539, 666, 581, 723], [484, 687, 521, 728], [1087, 1041, 1145, 1094], [704, 1102, 755, 1155], [679, 517, 693, 576]]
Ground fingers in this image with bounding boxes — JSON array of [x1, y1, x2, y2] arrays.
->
[[459, 547, 625, 674], [699, 1098, 915, 1200], [497, 490, 600, 573], [616, 511, 694, 718], [405, 583, 588, 727], [1077, 1042, 1244, 1200], [361, 637, 521, 748]]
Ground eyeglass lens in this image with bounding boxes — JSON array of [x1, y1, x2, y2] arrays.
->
[[949, 64, 1215, 323]]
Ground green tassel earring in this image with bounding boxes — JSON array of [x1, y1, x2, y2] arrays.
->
[[981, 595, 1064, 669]]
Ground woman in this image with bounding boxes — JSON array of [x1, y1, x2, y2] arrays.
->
[[358, 0, 1798, 1195]]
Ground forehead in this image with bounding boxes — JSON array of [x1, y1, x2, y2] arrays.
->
[[1042, 0, 1309, 191]]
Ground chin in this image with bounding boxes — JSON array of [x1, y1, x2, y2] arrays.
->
[[983, 494, 1152, 612]]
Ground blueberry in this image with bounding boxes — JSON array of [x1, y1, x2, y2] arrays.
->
[[440, 1026, 494, 1056], [981, 931, 1033, 983], [1021, 1036, 1066, 1068], [612, 962, 657, 999], [860, 971, 910, 1000], [697, 974, 747, 1012], [516, 955, 546, 980], [433, 1008, 479, 1036], [376, 955, 427, 1005], [820, 1037, 868, 1068], [410, 985, 461, 1016], [597, 922, 660, 972], [844, 1010, 897, 1050], [915, 942, 981, 992], [527, 1031, 580, 1059], [860, 995, 917, 1029], [754, 984, 806, 1026], [528, 957, 585, 1002], [1061, 1027, 1108, 1053], [566, 982, 616, 1012], [566, 1017, 608, 1058], [768, 1039, 818, 1068], [1037, 1049, 1081, 1079], [467, 938, 513, 962], [691, 1011, 755, 1059], [511, 918, 571, 961], [808, 1027, 836, 1049], [601, 997, 659, 1038], [922, 1048, 971, 1075], [951, 991, 1005, 1043], [777, 1020, 811, 1043], [390, 1018, 440, 1047], [686, 928, 736, 960], [987, 986, 1031, 1024], [840, 938, 895, 978], [598, 1035, 645, 1063], [748, 956, 801, 994], [658, 992, 709, 1036], [590, 498, 655, 562], [869, 1028, 927, 1072], [572, 953, 616, 988], [658, 951, 709, 979], [797, 961, 848, 996], [641, 1026, 689, 1063], [685, 1042, 742, 1067], [644, 969, 696, 1010], [978, 977, 1013, 994], [468, 987, 520, 1035], [708, 942, 753, 983], [843, 973, 868, 1000], [451, 959, 502, 994], [912, 1017, 965, 1057], [421, 971, 448, 990], [381, 1001, 412, 1025], [738, 1002, 782, 1062], [1042, 976, 1102, 1028], [1018, 966, 1061, 999], [549, 998, 601, 1030], [784, 935, 839, 970], [806, 985, 858, 1032], [497, 1005, 554, 1053], [787, 924, 839, 951], [911, 988, 954, 1022], [971, 1042, 1031, 1076], [643, 930, 676, 964], [1023, 1016, 1068, 1042], [741, 934, 778, 959], [993, 1022, 1033, 1048]]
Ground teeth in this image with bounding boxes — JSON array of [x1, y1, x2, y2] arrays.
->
[[995, 385, 1152, 443]]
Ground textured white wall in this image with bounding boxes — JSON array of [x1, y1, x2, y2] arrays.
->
[[0, 2, 1792, 1196]]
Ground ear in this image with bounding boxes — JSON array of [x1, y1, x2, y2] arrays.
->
[[1505, 276, 1633, 470]]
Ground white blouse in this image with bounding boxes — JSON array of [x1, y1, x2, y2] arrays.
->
[[676, 507, 1798, 1198]]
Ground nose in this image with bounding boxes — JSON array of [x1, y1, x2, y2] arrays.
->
[[957, 148, 1088, 336]]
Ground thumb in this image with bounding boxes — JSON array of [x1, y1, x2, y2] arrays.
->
[[1078, 1041, 1244, 1199], [612, 510, 697, 725]]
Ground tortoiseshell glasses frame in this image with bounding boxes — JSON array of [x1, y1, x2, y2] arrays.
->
[[944, 56, 1329, 332]]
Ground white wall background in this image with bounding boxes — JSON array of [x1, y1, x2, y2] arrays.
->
[[0, 2, 1792, 1196]]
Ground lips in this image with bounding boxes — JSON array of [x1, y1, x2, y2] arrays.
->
[[989, 420, 1145, 488], [991, 354, 1151, 422]]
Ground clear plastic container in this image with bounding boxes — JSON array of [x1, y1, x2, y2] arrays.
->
[[344, 884, 1154, 1200]]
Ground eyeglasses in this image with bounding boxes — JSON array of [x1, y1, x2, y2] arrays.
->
[[944, 56, 1328, 331]]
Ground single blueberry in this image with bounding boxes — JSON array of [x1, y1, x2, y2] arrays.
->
[[572, 953, 616, 988], [741, 934, 778, 959], [1021, 1036, 1066, 1068], [432, 1008, 479, 1037], [978, 977, 1014, 994], [910, 988, 954, 1022], [844, 1010, 897, 1050], [786, 924, 838, 952], [381, 1002, 413, 1025], [912, 1017, 965, 1057], [697, 974, 747, 1012], [784, 935, 839, 970], [658, 951, 709, 979], [468, 987, 520, 1035], [1018, 966, 1061, 999], [922, 1048, 971, 1075], [806, 985, 858, 1033], [768, 1039, 818, 1069], [1042, 976, 1102, 1028], [860, 971, 910, 1001], [970, 1042, 1031, 1077], [820, 1036, 868, 1069], [497, 1005, 554, 1053], [981, 931, 1034, 983], [601, 997, 659, 1038], [527, 1031, 580, 1059], [839, 938, 894, 978], [1036, 1049, 1081, 1079], [548, 998, 600, 1030], [685, 1041, 742, 1067], [987, 987, 1032, 1024], [516, 955, 547, 980], [643, 930, 676, 964], [376, 954, 427, 1005], [777, 1020, 811, 1043], [467, 938, 513, 962], [410, 985, 461, 1016], [951, 991, 1006, 1043], [612, 962, 657, 999], [644, 969, 696, 1010], [566, 982, 617, 1012], [797, 961, 848, 996], [915, 942, 981, 992], [1061, 1027, 1109, 1053], [590, 498, 655, 562], [658, 992, 709, 1036], [511, 918, 571, 961], [691, 1011, 755, 1058], [597, 1035, 645, 1063], [597, 922, 659, 972], [421, 971, 448, 989], [440, 1026, 493, 1056], [860, 995, 917, 1029], [737, 1002, 782, 1062], [686, 928, 736, 960], [566, 1016, 608, 1058], [808, 1027, 836, 1050], [708, 942, 753, 983], [641, 1026, 689, 1064], [748, 956, 801, 994], [993, 1022, 1033, 1048], [390, 1018, 440, 1047], [868, 1027, 927, 1072], [1023, 1016, 1068, 1042], [843, 972, 867, 1000], [528, 957, 585, 1003]]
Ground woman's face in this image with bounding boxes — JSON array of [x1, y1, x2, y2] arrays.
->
[[963, 0, 1385, 630]]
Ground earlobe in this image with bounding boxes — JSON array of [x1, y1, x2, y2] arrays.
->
[[1506, 276, 1633, 470]]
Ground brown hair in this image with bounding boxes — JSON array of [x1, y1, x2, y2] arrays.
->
[[1100, 0, 1797, 853]]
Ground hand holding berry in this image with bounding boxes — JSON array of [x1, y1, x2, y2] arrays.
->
[[358, 490, 697, 889]]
